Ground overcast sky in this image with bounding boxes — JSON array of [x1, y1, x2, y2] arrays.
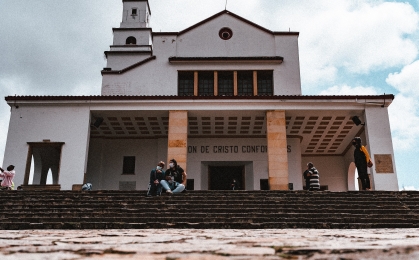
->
[[1, 0, 418, 190]]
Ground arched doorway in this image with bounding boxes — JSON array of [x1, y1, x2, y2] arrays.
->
[[347, 162, 359, 191], [24, 142, 64, 187]]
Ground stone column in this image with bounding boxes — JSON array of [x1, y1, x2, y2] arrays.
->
[[266, 110, 288, 190], [167, 111, 188, 172]]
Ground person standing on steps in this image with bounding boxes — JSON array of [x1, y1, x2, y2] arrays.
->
[[303, 166, 311, 190], [352, 137, 373, 190], [230, 178, 239, 190], [160, 159, 187, 194], [306, 162, 320, 191], [0, 165, 16, 190]]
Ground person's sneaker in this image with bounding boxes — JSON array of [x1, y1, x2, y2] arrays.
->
[[166, 190, 173, 194]]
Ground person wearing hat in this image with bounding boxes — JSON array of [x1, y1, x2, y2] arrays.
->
[[0, 165, 16, 190], [352, 137, 373, 190]]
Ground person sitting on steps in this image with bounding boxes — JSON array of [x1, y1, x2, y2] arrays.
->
[[147, 161, 165, 196], [160, 159, 187, 194]]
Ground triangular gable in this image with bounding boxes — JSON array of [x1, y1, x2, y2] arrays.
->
[[152, 10, 298, 37], [179, 10, 273, 36]]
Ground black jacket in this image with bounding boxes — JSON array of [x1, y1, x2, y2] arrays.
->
[[165, 166, 184, 183]]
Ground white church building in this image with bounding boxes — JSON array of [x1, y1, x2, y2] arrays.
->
[[2, 0, 398, 191]]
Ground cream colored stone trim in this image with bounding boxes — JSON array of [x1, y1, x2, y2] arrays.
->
[[194, 72, 198, 96], [266, 110, 289, 190], [167, 111, 188, 172], [233, 71, 238, 96], [253, 71, 258, 96]]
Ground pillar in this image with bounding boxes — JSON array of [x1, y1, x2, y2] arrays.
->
[[266, 110, 289, 190], [167, 111, 188, 172], [364, 107, 398, 191]]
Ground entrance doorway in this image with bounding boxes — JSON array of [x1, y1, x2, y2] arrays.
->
[[24, 142, 64, 186], [208, 166, 244, 190]]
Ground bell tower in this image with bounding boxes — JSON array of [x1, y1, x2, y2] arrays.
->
[[102, 0, 153, 74], [120, 0, 151, 28]]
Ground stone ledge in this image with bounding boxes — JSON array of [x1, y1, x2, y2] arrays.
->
[[21, 185, 61, 191]]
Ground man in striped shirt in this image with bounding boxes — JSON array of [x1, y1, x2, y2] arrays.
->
[[306, 162, 320, 191]]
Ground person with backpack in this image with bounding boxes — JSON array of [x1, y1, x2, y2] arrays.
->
[[160, 159, 186, 194], [352, 137, 373, 190]]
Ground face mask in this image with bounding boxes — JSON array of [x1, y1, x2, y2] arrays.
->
[[156, 166, 162, 170], [169, 163, 174, 168]]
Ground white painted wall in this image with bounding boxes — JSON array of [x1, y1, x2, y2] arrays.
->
[[112, 30, 152, 46], [86, 138, 167, 190], [120, 1, 150, 28], [365, 106, 398, 191], [287, 138, 302, 190], [85, 136, 305, 191], [187, 138, 268, 190], [274, 35, 301, 95], [2, 105, 90, 190], [102, 13, 302, 96], [105, 54, 151, 72], [176, 15, 275, 57], [301, 156, 348, 191]]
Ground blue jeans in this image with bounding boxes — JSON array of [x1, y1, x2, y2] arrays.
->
[[161, 180, 185, 193]]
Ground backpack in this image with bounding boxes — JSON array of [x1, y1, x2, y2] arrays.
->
[[82, 183, 92, 191]]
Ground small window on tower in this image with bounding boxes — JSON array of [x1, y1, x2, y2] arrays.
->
[[126, 36, 136, 45], [132, 8, 138, 16]]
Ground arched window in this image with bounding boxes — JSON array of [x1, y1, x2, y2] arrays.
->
[[126, 36, 136, 45]]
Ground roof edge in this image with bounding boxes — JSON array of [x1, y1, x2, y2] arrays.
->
[[101, 55, 156, 75], [5, 94, 395, 102]]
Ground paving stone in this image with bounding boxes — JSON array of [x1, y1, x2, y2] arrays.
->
[[1, 229, 419, 259], [216, 247, 276, 256]]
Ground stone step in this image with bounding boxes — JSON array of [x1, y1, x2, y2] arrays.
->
[[0, 205, 412, 213], [0, 196, 405, 202], [0, 199, 405, 205], [0, 190, 418, 229], [0, 221, 417, 230], [2, 214, 418, 222], [3, 215, 419, 224], [2, 205, 408, 213]]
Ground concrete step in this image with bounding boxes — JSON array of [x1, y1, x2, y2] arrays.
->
[[0, 190, 418, 229], [0, 221, 417, 230]]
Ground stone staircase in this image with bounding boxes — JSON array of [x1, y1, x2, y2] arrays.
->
[[1, 190, 419, 229]]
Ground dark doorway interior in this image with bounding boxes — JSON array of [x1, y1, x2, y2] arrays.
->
[[208, 166, 244, 190]]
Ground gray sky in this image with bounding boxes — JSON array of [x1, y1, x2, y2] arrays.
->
[[1, 0, 418, 189]]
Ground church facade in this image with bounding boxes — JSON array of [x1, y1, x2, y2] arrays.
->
[[3, 0, 398, 191]]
